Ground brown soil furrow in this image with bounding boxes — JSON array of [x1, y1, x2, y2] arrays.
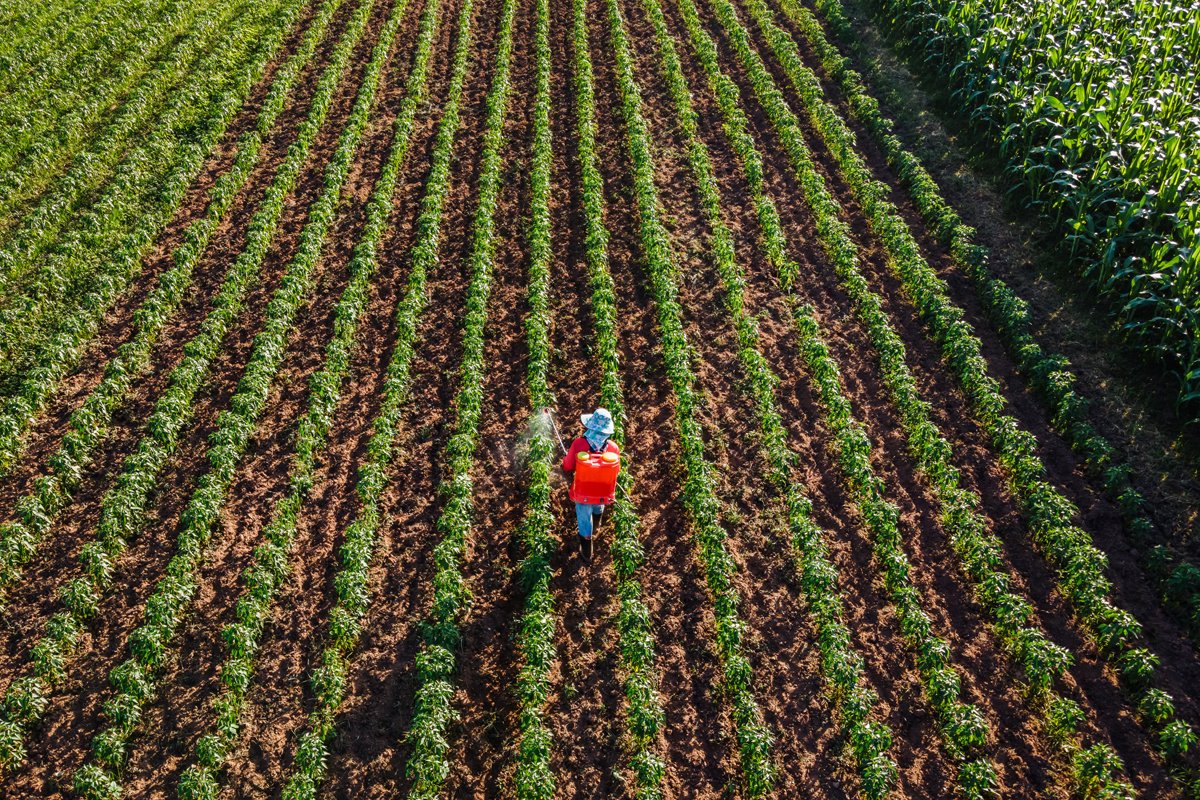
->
[[0, 0, 363, 657], [689, 0, 1180, 792], [578, 3, 744, 796], [217, 0, 504, 792], [0, 0, 342, 512], [116, 0, 431, 794], [0, 0, 404, 793], [439, 0, 539, 793], [538, 0, 628, 796]]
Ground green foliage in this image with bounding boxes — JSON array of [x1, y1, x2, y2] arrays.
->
[[0, 0, 215, 250], [0, 0, 327, 485], [397, 1, 517, 794], [0, 0, 347, 598], [863, 0, 1200, 410], [0, 0, 277, 403], [512, 0, 558, 794], [696, 0, 1002, 789], [751, 0, 1196, 788]]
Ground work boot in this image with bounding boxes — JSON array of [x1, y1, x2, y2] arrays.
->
[[579, 535, 593, 562], [592, 512, 603, 535]]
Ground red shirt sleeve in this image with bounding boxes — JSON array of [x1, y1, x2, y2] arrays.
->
[[562, 437, 587, 472]]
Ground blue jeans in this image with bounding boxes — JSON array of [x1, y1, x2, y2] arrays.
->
[[574, 502, 606, 539]]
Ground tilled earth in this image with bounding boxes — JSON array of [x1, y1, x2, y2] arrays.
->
[[3, 0, 1200, 796]]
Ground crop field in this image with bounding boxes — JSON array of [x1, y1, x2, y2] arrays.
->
[[1, 0, 1200, 798]]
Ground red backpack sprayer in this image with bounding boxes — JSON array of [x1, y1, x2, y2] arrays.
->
[[534, 407, 622, 562]]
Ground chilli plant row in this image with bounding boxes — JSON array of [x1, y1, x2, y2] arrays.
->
[[865, 0, 1200, 412], [0, 0, 300, 465], [724, 0, 1200, 785], [569, 0, 667, 793], [399, 0, 516, 793], [511, 0, 558, 794], [725, 0, 1138, 792], [604, 0, 778, 793], [0, 0, 248, 317], [274, 0, 476, 792], [0, 0, 357, 774], [174, 0, 437, 795], [0, 0, 345, 598], [0, 0, 204, 235], [782, 0, 1200, 652], [69, 0, 401, 790], [0, 0, 282, 401], [0, 0, 361, 612], [699, 0, 1003, 793], [639, 0, 898, 794]]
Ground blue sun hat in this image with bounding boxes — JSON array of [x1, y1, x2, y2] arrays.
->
[[581, 407, 615, 450]]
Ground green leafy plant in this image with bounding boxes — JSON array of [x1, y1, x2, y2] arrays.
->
[[861, 0, 1200, 412], [397, 1, 518, 794], [511, 0, 558, 794]]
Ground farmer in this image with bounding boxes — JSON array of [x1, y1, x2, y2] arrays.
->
[[561, 407, 621, 562]]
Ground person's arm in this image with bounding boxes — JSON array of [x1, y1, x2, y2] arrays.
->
[[562, 438, 583, 473]]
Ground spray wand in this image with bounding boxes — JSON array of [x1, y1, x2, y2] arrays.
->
[[539, 407, 569, 456]]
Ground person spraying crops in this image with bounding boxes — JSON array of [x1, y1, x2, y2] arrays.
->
[[559, 407, 621, 562]]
